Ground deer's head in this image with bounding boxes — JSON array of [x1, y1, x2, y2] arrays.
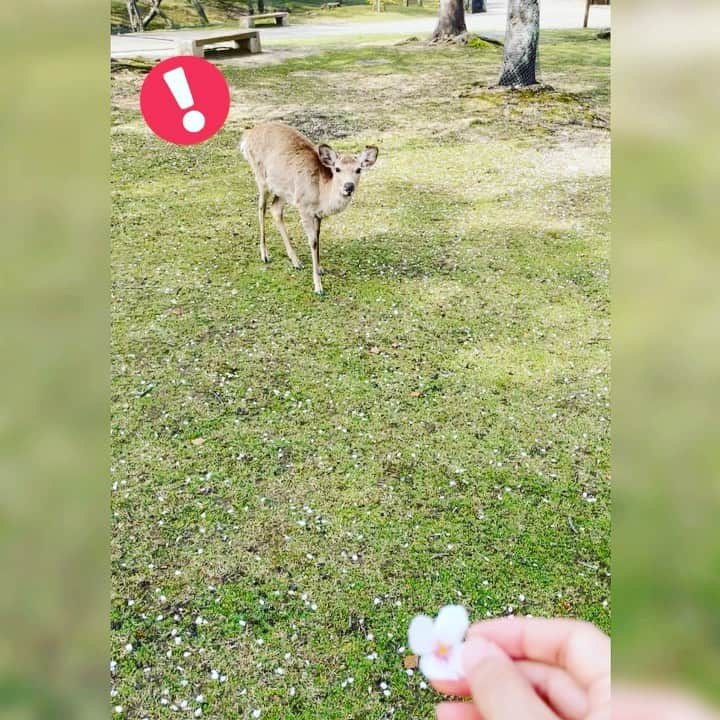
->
[[318, 144, 379, 199]]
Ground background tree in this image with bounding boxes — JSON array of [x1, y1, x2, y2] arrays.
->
[[431, 0, 466, 41], [188, 0, 209, 24], [125, 0, 168, 31], [126, 0, 143, 31], [126, 0, 208, 31], [498, 0, 539, 86]]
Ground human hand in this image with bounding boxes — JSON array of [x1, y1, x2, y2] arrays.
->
[[430, 617, 610, 720]]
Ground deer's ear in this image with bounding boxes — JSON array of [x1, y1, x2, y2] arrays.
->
[[359, 146, 378, 168], [318, 144, 337, 168]]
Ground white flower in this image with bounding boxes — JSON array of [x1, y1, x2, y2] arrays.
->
[[408, 605, 469, 680]]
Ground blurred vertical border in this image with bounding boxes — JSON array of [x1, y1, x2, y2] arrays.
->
[[0, 1, 108, 718], [2, 0, 720, 716], [614, 0, 720, 707]]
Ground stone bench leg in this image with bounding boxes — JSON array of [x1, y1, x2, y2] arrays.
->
[[277, 15, 289, 25], [234, 35, 261, 53], [175, 40, 204, 57], [240, 16, 254, 28]]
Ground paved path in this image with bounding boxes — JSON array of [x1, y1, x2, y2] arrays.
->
[[111, 0, 610, 59]]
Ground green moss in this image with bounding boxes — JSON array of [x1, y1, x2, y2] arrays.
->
[[466, 36, 496, 50]]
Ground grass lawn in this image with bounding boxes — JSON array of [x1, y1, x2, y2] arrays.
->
[[111, 30, 610, 719]]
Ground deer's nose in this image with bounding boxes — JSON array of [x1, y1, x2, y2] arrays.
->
[[343, 182, 355, 195]]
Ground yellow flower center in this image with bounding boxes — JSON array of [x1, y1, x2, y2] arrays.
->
[[434, 643, 451, 661]]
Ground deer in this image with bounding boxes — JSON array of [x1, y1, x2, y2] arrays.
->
[[240, 122, 379, 295]]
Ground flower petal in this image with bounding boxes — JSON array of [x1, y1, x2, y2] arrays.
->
[[408, 615, 435, 655], [419, 650, 463, 681], [434, 605, 469, 645]]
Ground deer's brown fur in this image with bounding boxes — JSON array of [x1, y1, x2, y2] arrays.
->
[[241, 122, 378, 294]]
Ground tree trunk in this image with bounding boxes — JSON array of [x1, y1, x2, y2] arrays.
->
[[141, 0, 165, 29], [498, 0, 539, 87], [431, 0, 466, 41], [188, 0, 209, 24], [126, 0, 143, 31]]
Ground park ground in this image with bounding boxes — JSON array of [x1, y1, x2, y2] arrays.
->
[[111, 28, 610, 720], [112, 0, 448, 32], [111, 0, 610, 35]]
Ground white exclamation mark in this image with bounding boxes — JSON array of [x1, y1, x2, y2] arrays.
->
[[163, 67, 205, 133]]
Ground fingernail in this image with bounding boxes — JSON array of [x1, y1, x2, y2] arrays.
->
[[461, 637, 506, 674]]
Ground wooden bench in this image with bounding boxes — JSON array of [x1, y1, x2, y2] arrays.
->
[[174, 30, 261, 57], [240, 11, 289, 27], [584, 0, 610, 27]]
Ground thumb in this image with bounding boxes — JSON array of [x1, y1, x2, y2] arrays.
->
[[462, 637, 560, 720]]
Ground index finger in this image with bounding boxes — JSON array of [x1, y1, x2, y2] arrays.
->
[[466, 617, 610, 691]]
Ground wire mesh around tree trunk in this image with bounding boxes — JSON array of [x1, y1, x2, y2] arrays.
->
[[497, 0, 541, 87], [498, 41, 540, 86]]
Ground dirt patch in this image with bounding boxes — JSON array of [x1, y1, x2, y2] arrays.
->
[[266, 109, 362, 140], [531, 135, 611, 179], [209, 46, 324, 67]]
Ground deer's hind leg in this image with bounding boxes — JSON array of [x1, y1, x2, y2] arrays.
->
[[257, 187, 270, 263], [270, 196, 303, 270]]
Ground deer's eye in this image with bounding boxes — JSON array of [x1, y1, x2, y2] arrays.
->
[[355, 168, 361, 174], [334, 167, 340, 173]]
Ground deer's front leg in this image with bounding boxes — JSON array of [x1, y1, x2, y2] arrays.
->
[[316, 226, 324, 276], [301, 213, 323, 295]]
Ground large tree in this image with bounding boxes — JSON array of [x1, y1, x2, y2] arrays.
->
[[431, 0, 466, 41], [125, 0, 168, 31], [125, 0, 208, 31], [498, 0, 540, 87], [126, 0, 143, 31]]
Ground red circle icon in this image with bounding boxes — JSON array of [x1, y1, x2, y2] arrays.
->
[[140, 56, 231, 145]]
